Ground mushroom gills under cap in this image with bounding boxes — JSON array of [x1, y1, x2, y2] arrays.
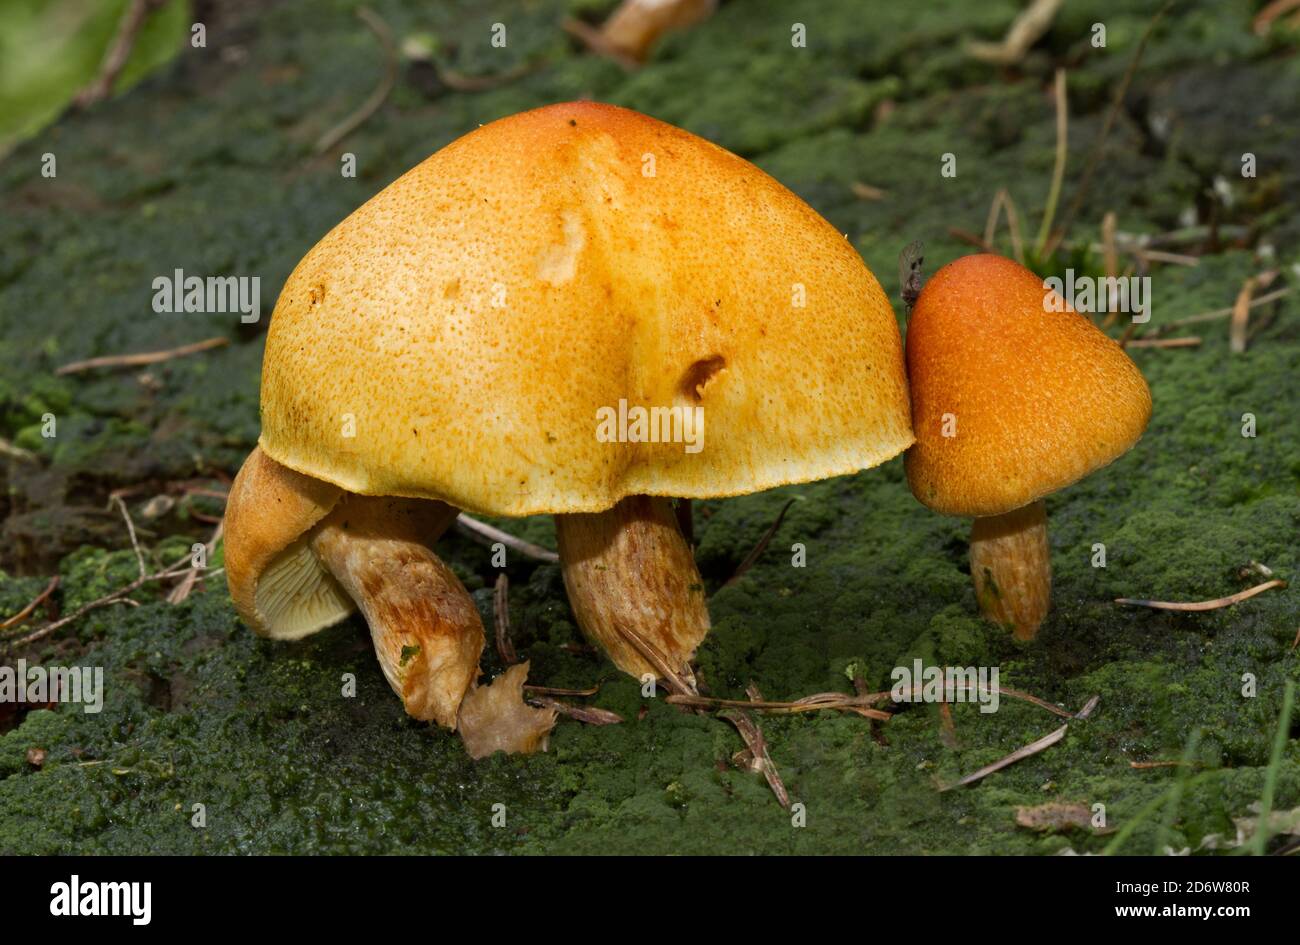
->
[[222, 445, 349, 641], [253, 535, 354, 641]]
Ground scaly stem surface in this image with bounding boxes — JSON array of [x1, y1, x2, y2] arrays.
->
[[970, 499, 1051, 641], [555, 495, 710, 684], [312, 496, 483, 726]]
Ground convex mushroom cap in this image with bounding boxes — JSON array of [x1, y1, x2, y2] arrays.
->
[[258, 100, 913, 516], [905, 253, 1151, 517]]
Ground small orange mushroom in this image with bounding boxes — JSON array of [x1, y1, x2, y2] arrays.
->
[[568, 0, 718, 67], [904, 254, 1152, 640]]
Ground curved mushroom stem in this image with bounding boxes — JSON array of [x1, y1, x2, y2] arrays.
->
[[554, 495, 710, 687], [310, 495, 484, 727], [970, 499, 1051, 641], [596, 0, 717, 64]]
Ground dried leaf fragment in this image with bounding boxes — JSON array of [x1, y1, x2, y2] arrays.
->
[[1015, 802, 1104, 834], [458, 662, 558, 759]]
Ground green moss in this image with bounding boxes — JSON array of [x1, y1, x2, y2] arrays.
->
[[1, 0, 1297, 854]]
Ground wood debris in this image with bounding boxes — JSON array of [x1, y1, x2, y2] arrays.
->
[[1115, 579, 1286, 612]]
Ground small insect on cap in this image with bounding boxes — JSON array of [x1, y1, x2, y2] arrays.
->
[[904, 254, 1152, 518]]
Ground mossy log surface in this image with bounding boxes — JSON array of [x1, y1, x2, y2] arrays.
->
[[0, 0, 1297, 854]]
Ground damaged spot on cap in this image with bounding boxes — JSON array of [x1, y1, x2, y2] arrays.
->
[[536, 210, 586, 285], [679, 355, 726, 403]]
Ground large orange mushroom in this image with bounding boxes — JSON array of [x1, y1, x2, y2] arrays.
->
[[225, 102, 913, 750], [904, 253, 1152, 640]]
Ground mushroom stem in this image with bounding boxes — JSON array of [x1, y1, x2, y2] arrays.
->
[[970, 500, 1051, 641], [597, 0, 718, 64], [554, 495, 710, 684], [310, 495, 484, 726]]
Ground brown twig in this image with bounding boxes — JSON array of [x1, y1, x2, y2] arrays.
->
[[523, 684, 599, 697], [56, 337, 228, 376], [949, 227, 994, 251], [983, 188, 1026, 264], [721, 684, 790, 808], [563, 0, 716, 68], [668, 692, 891, 720], [455, 514, 559, 563], [941, 724, 1069, 791], [723, 712, 790, 808], [1157, 287, 1291, 332], [721, 498, 798, 589], [0, 437, 39, 463], [619, 623, 696, 696], [668, 680, 1076, 722], [111, 495, 147, 580], [966, 0, 1063, 65], [314, 7, 397, 154], [0, 576, 60, 631], [2, 551, 199, 650], [1101, 212, 1120, 325], [166, 519, 223, 605], [527, 696, 623, 725], [1130, 759, 1198, 769], [1136, 248, 1199, 267], [493, 573, 517, 665], [938, 700, 958, 749], [74, 0, 167, 108], [1124, 336, 1201, 349], [1229, 275, 1260, 353], [1056, 0, 1173, 241], [106, 480, 229, 504], [436, 62, 535, 92], [1116, 579, 1287, 612], [561, 18, 640, 70], [1254, 0, 1300, 34], [1075, 695, 1101, 720]]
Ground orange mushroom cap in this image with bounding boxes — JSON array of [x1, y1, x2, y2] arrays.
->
[[904, 254, 1152, 518], [258, 101, 912, 517]]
